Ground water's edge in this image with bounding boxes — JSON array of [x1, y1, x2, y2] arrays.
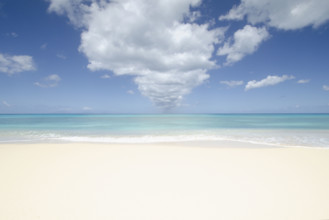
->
[[1, 114, 329, 147]]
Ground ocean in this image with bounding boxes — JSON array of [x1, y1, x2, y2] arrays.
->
[[0, 114, 329, 147]]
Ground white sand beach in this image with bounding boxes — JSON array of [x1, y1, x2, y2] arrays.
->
[[1, 142, 329, 220]]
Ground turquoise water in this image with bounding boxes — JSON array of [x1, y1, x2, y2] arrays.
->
[[0, 114, 329, 147]]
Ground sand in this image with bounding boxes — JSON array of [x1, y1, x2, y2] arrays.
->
[[1, 142, 329, 220]]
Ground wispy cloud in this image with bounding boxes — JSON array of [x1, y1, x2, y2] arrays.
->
[[6, 32, 18, 38], [186, 11, 201, 22], [56, 54, 66, 59], [82, 106, 92, 111], [323, 85, 329, 91], [220, 80, 244, 87], [245, 75, 295, 91], [297, 79, 310, 84], [2, 100, 11, 107], [41, 43, 47, 50], [0, 53, 36, 75], [101, 74, 110, 79], [127, 90, 135, 95], [219, 0, 329, 30], [34, 74, 61, 88]]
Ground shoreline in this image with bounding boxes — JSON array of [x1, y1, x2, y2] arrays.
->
[[2, 128, 329, 148], [1, 142, 329, 220], [1, 139, 327, 149]]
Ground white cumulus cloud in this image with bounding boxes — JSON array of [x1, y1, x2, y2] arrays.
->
[[220, 80, 244, 87], [217, 25, 270, 65], [245, 75, 295, 91], [48, 0, 88, 27], [219, 0, 329, 30], [0, 53, 36, 75], [323, 85, 329, 91], [34, 74, 61, 88], [48, 0, 226, 110]]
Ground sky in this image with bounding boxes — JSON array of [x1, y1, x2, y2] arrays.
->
[[0, 0, 329, 114]]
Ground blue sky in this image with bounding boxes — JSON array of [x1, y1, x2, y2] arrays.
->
[[0, 0, 329, 113]]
